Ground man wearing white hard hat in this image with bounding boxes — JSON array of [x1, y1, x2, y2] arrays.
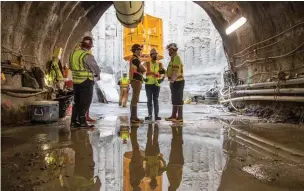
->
[[165, 43, 185, 123], [69, 31, 100, 128], [143, 48, 166, 121]]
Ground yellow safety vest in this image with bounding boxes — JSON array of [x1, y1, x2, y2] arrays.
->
[[69, 49, 94, 84], [146, 156, 159, 177], [120, 131, 129, 140], [167, 54, 184, 81], [120, 77, 130, 88], [145, 61, 161, 86]]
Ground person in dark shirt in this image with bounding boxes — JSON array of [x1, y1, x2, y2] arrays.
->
[[129, 44, 146, 123], [167, 125, 184, 191]]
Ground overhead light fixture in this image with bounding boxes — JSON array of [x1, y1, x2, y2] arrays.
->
[[226, 17, 247, 35]]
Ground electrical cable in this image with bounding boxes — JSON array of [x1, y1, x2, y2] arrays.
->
[[2, 90, 48, 98], [251, 64, 304, 79], [235, 42, 304, 68], [234, 35, 288, 58], [234, 21, 304, 57]]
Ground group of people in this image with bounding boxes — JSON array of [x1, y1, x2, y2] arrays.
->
[[119, 43, 185, 123], [69, 30, 185, 128]]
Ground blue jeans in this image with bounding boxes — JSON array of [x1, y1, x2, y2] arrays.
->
[[145, 84, 160, 117]]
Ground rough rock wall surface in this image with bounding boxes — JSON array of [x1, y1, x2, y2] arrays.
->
[[92, 2, 228, 99], [197, 2, 304, 84], [1, 1, 112, 69], [1, 1, 112, 125]]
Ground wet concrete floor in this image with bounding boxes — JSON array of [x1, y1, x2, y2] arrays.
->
[[2, 103, 304, 191]]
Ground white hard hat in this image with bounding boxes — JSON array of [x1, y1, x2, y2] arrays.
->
[[83, 31, 93, 39], [150, 48, 158, 54], [166, 43, 178, 50]]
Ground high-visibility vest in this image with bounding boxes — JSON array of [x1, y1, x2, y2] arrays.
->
[[120, 131, 129, 141], [146, 156, 159, 177], [69, 49, 94, 84], [120, 77, 130, 88], [145, 61, 161, 86], [129, 55, 143, 82], [167, 54, 184, 81]]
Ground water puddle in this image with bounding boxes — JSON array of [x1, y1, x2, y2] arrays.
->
[[2, 116, 304, 191]]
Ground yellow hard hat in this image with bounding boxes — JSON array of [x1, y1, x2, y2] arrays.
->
[[150, 48, 158, 55]]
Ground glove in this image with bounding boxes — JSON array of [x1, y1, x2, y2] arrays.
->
[[159, 68, 166, 74], [144, 78, 148, 82], [157, 77, 164, 84]]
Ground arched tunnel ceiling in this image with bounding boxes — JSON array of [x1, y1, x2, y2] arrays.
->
[[1, 1, 304, 72]]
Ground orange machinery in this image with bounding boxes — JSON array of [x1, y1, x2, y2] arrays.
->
[[123, 14, 164, 62]]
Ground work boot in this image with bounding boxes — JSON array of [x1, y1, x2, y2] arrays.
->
[[165, 105, 178, 121], [70, 121, 81, 128], [79, 116, 94, 128], [155, 116, 162, 121], [145, 104, 153, 121], [145, 115, 152, 121], [154, 102, 161, 121], [130, 106, 144, 123], [176, 106, 183, 123], [86, 111, 96, 123]]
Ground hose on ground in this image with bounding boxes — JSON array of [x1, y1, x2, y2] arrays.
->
[[2, 90, 48, 98]]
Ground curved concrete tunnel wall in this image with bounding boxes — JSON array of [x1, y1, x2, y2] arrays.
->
[[2, 1, 303, 78], [1, 1, 304, 124]]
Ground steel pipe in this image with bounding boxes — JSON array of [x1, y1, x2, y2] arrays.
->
[[234, 88, 304, 95], [234, 78, 304, 90], [113, 1, 144, 28], [220, 95, 304, 103], [233, 135, 304, 164], [229, 126, 304, 157]]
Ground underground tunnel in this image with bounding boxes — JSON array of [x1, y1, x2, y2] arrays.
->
[[1, 1, 304, 191]]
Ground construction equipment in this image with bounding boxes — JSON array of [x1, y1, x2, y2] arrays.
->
[[113, 1, 144, 28], [123, 14, 163, 62]]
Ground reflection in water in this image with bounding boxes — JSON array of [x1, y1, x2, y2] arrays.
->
[[167, 125, 184, 191], [89, 120, 226, 190], [119, 126, 130, 144], [63, 130, 97, 190], [129, 125, 145, 190], [144, 123, 166, 190]]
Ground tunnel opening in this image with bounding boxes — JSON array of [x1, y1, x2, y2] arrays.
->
[[91, 1, 228, 105]]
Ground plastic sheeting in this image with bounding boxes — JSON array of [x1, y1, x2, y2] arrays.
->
[[96, 73, 119, 102], [94, 73, 147, 103]]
